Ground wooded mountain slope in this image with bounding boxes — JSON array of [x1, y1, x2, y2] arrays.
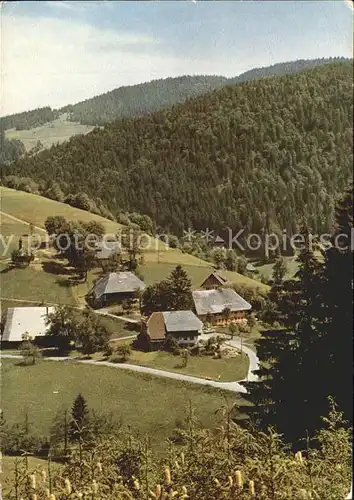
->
[[5, 62, 353, 237], [228, 57, 348, 84], [63, 58, 346, 126], [0, 132, 26, 165], [62, 75, 228, 126], [0, 107, 59, 132], [1, 58, 348, 132]]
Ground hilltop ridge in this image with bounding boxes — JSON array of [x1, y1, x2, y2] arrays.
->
[[4, 61, 352, 241]]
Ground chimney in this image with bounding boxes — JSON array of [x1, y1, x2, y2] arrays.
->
[[46, 306, 49, 316]]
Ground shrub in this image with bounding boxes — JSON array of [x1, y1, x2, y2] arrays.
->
[[163, 335, 180, 355]]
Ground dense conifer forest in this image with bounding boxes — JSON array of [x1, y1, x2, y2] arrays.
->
[[62, 75, 228, 126], [0, 106, 59, 132], [0, 132, 26, 165], [5, 61, 352, 238]]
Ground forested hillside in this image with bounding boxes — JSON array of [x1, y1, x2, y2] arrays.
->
[[0, 132, 25, 165], [63, 59, 345, 125], [228, 56, 348, 84], [2, 58, 347, 132], [62, 75, 228, 126], [0, 106, 59, 132], [4, 62, 353, 238]]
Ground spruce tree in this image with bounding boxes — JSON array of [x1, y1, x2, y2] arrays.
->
[[272, 256, 288, 284], [242, 224, 324, 445], [317, 186, 353, 424], [167, 265, 193, 311], [69, 394, 90, 442]]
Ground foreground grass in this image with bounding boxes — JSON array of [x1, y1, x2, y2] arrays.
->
[[113, 349, 249, 382], [1, 359, 243, 450]]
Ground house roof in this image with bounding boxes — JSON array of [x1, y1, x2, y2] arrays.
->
[[2, 307, 55, 342], [192, 288, 252, 315], [200, 272, 228, 287], [147, 312, 166, 341], [162, 310, 203, 333], [146, 310, 203, 341], [92, 272, 145, 299], [95, 241, 121, 260]]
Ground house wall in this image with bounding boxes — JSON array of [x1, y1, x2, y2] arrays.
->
[[170, 330, 199, 345], [93, 291, 138, 308], [199, 311, 247, 326]]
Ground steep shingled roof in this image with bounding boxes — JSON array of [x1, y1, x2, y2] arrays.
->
[[192, 288, 251, 316], [200, 272, 229, 288], [146, 312, 166, 341]]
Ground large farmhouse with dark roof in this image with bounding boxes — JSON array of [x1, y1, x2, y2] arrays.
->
[[143, 310, 203, 348], [88, 271, 145, 308], [192, 288, 251, 325]]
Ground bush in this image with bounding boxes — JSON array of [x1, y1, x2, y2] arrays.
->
[[115, 344, 132, 362], [19, 339, 42, 365], [163, 335, 180, 355]]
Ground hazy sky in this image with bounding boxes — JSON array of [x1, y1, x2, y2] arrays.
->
[[1, 0, 352, 115]]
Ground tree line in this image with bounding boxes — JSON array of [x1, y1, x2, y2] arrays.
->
[[4, 61, 352, 241], [0, 106, 59, 132]]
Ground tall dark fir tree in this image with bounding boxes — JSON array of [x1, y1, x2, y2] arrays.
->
[[69, 393, 90, 442], [241, 223, 325, 445], [318, 185, 353, 424]]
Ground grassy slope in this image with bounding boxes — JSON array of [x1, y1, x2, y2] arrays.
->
[[1, 358, 242, 450], [5, 115, 94, 151], [0, 187, 268, 293], [255, 257, 299, 281], [110, 349, 249, 382], [0, 213, 43, 259], [0, 264, 75, 306]]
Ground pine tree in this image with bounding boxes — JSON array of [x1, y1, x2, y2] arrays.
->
[[69, 394, 90, 443], [318, 186, 353, 424], [272, 256, 288, 284], [242, 224, 324, 445], [167, 265, 193, 311]]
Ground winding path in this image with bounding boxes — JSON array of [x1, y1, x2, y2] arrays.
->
[[0, 339, 259, 394]]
